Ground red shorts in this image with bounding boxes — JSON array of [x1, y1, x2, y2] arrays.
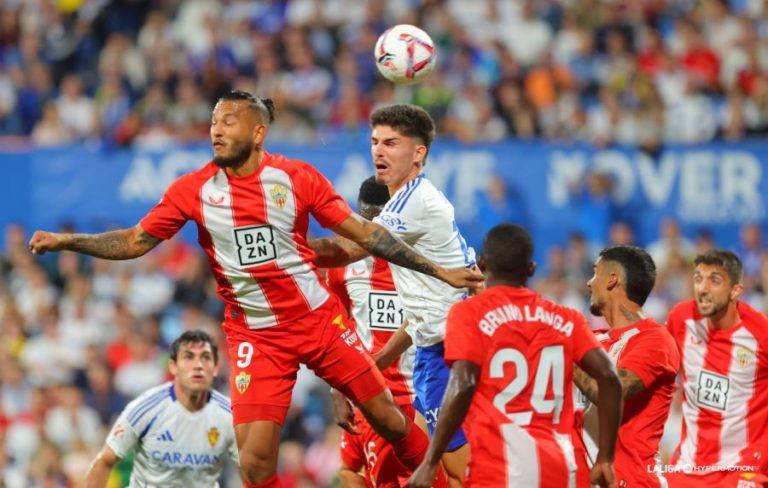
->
[[224, 297, 388, 425], [665, 470, 768, 487], [340, 405, 418, 488]]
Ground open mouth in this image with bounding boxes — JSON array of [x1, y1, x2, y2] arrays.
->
[[213, 141, 225, 149]]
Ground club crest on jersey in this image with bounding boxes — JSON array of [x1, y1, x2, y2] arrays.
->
[[736, 347, 755, 368], [270, 184, 289, 209], [235, 371, 251, 394], [207, 427, 219, 447]]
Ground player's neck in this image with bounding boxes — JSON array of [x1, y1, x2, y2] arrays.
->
[[485, 275, 527, 288], [605, 300, 646, 330], [387, 168, 423, 196], [225, 150, 264, 178], [174, 383, 209, 413], [707, 302, 741, 331]]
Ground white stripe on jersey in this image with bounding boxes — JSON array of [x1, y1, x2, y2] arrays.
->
[[502, 423, 540, 487], [677, 318, 708, 467], [554, 432, 577, 488], [260, 166, 328, 312], [719, 327, 756, 467], [201, 170, 276, 329]]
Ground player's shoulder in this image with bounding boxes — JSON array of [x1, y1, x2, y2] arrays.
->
[[169, 161, 220, 189], [207, 389, 233, 418], [122, 382, 175, 426], [534, 292, 588, 323], [737, 301, 768, 332], [635, 318, 678, 346], [382, 174, 431, 215], [265, 152, 317, 175]]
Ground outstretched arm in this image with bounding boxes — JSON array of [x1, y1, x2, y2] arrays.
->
[[330, 213, 482, 289], [309, 236, 370, 268], [408, 360, 479, 488], [29, 225, 162, 260]]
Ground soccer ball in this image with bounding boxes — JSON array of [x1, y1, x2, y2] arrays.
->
[[374, 24, 436, 85]]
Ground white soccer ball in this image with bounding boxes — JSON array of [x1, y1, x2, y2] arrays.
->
[[374, 24, 436, 85]]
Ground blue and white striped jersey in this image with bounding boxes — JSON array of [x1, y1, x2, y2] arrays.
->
[[374, 174, 475, 346], [106, 382, 238, 487]]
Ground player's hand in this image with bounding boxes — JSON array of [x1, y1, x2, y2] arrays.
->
[[408, 462, 438, 488], [29, 231, 67, 255], [330, 388, 359, 435], [439, 266, 484, 290], [589, 459, 616, 488]]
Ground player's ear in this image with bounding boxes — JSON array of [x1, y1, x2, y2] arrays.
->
[[168, 359, 178, 376], [731, 282, 744, 301], [477, 255, 486, 272], [528, 261, 536, 278], [253, 123, 267, 146]]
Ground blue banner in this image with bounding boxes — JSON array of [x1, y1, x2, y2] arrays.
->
[[3, 140, 767, 261]]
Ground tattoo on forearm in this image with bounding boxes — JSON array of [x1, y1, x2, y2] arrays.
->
[[363, 227, 438, 277], [573, 366, 599, 404], [618, 369, 645, 399], [69, 230, 160, 260]]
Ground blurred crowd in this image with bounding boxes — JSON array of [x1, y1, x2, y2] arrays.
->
[[2, 210, 768, 486], [0, 0, 767, 149]]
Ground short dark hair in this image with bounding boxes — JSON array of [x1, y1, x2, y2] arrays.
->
[[358, 176, 390, 206], [219, 90, 275, 125], [483, 223, 534, 278], [370, 104, 435, 151], [694, 249, 743, 284], [170, 330, 218, 364], [598, 245, 656, 306]]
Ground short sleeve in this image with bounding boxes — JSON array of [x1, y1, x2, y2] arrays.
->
[[302, 164, 352, 228], [570, 311, 602, 363], [617, 329, 680, 388], [444, 300, 483, 367], [139, 178, 190, 240], [104, 411, 138, 459]]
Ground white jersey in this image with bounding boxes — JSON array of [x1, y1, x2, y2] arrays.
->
[[106, 382, 238, 488], [373, 174, 475, 346]]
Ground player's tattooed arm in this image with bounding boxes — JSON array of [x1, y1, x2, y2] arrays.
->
[[617, 368, 646, 400], [574, 365, 600, 404], [309, 237, 369, 267], [329, 214, 438, 276], [574, 364, 646, 403], [330, 214, 483, 288], [29, 225, 162, 260]]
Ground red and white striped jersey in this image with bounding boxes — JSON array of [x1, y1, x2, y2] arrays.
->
[[140, 154, 352, 330], [326, 257, 416, 406], [666, 300, 768, 473], [445, 286, 602, 487]]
